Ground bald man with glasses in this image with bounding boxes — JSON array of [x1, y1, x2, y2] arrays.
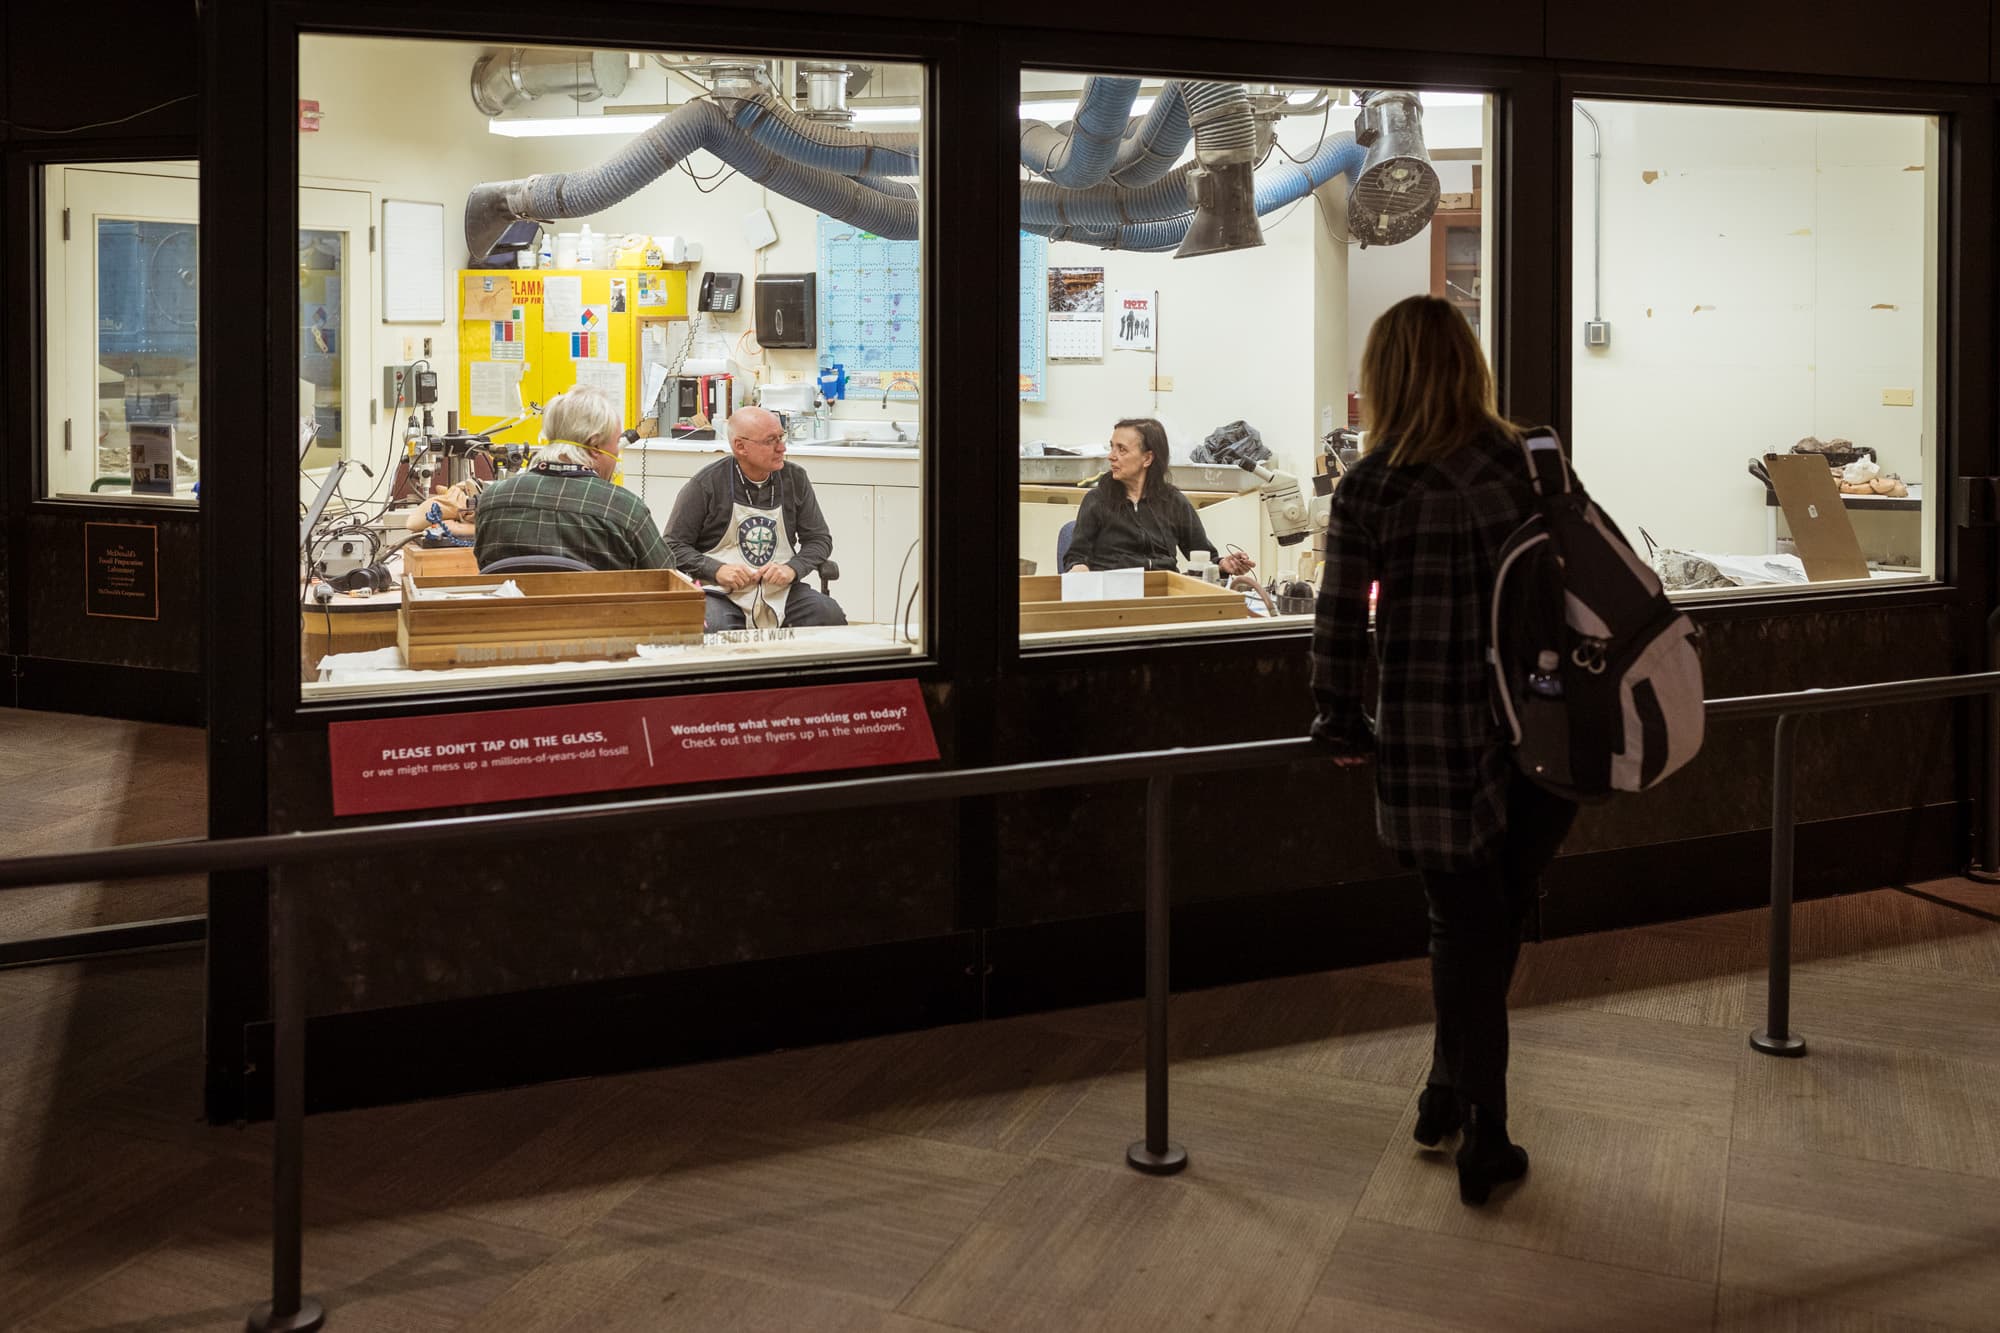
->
[[664, 406, 848, 632]]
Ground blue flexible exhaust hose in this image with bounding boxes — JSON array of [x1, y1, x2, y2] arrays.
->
[[467, 97, 922, 253], [1019, 77, 1143, 188], [1109, 84, 1192, 186], [1027, 132, 1367, 251], [728, 95, 920, 177]]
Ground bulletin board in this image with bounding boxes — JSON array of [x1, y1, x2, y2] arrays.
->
[[381, 199, 446, 323], [1018, 231, 1049, 401], [815, 217, 923, 399], [809, 220, 1050, 403]]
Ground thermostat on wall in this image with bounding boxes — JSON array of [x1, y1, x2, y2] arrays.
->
[[742, 207, 778, 251]]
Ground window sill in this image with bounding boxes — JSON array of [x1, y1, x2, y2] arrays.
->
[[302, 625, 921, 703]]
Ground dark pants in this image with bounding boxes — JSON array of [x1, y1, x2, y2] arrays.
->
[[1419, 778, 1577, 1117], [703, 580, 848, 632]]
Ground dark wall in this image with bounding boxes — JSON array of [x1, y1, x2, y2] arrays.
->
[[0, 2, 202, 720]]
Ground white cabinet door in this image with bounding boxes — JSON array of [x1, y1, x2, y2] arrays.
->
[[813, 482, 876, 623], [874, 485, 921, 636]]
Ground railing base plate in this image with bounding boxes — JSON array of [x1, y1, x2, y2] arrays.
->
[[1750, 1030, 1807, 1058], [1126, 1141, 1188, 1176], [247, 1299, 324, 1332]]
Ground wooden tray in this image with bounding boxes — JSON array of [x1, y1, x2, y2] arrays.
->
[[400, 543, 479, 579], [1020, 570, 1249, 633], [399, 568, 704, 668]]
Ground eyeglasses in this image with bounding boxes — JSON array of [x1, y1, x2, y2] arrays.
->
[[741, 432, 786, 447]]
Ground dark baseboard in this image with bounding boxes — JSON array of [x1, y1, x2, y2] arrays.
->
[[235, 930, 983, 1122], [11, 656, 202, 726], [222, 802, 1961, 1122]]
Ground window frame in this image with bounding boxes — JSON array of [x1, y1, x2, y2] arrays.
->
[[1555, 69, 1991, 617], [238, 6, 974, 725], [995, 33, 1556, 671]]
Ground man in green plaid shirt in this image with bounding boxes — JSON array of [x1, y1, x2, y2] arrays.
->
[[472, 386, 689, 573]]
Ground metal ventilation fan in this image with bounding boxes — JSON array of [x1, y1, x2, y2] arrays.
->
[[1347, 91, 1441, 247]]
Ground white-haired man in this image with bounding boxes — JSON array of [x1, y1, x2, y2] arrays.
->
[[665, 405, 846, 631], [473, 385, 687, 572]]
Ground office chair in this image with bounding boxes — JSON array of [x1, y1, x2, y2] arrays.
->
[[1056, 521, 1076, 571], [816, 559, 840, 594], [478, 553, 596, 574]]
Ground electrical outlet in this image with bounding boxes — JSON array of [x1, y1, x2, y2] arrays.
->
[[1320, 405, 1335, 434], [1152, 374, 1175, 392], [1882, 387, 1915, 407], [422, 337, 433, 358]]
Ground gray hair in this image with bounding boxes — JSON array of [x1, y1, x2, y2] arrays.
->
[[537, 385, 621, 467]]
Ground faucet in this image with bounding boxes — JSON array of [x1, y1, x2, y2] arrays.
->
[[880, 376, 920, 408]]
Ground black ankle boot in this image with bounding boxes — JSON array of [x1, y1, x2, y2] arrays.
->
[[1456, 1105, 1528, 1206], [1413, 1085, 1463, 1147]]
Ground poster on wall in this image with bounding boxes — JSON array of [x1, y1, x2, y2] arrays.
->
[[1047, 267, 1105, 360], [84, 522, 159, 621], [1111, 290, 1156, 351]]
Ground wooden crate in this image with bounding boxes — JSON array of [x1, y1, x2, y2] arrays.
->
[[400, 543, 479, 579], [399, 568, 704, 668], [1020, 570, 1249, 633]]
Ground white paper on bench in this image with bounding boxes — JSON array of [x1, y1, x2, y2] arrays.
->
[[1059, 567, 1144, 602]]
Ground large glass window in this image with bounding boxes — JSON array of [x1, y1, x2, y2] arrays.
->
[[296, 36, 927, 699], [1016, 76, 1495, 645], [1571, 99, 1939, 594], [44, 163, 200, 503]]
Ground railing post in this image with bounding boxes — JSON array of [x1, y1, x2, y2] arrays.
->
[[1127, 773, 1187, 1175], [1751, 713, 1807, 1058], [247, 880, 325, 1332], [1984, 610, 2000, 874]]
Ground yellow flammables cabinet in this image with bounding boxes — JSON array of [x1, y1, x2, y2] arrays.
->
[[458, 268, 688, 445]]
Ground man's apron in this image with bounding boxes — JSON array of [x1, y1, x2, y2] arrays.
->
[[704, 487, 794, 629]]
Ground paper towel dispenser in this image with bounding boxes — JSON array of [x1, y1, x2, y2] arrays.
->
[[754, 273, 817, 349]]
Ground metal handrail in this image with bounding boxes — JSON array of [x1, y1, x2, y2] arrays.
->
[[5, 667, 2000, 1331]]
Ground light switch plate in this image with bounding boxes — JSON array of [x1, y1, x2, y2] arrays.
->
[[1882, 387, 1916, 406], [1152, 374, 1175, 392]]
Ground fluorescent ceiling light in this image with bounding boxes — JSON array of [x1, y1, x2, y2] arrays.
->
[[851, 105, 923, 124], [1019, 97, 1156, 122], [1418, 91, 1487, 107], [486, 114, 664, 138]]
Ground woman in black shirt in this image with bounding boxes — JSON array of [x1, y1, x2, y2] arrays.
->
[[1064, 418, 1256, 576]]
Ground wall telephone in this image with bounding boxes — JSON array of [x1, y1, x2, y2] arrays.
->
[[698, 272, 743, 313]]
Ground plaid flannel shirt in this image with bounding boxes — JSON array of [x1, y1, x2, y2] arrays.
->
[[1310, 431, 1542, 871], [473, 469, 684, 572]]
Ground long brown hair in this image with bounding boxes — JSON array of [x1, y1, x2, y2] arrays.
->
[[1359, 295, 1519, 466]]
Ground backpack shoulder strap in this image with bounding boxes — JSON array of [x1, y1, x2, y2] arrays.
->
[[1516, 427, 1572, 498]]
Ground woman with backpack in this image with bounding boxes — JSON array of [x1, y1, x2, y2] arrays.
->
[[1309, 295, 1579, 1206]]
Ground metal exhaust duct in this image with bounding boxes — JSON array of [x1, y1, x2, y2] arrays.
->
[[1173, 83, 1264, 259], [470, 48, 631, 118], [1346, 91, 1440, 247]]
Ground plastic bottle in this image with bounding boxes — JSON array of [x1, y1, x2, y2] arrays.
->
[[577, 223, 595, 268], [537, 228, 553, 269], [1528, 649, 1564, 698]]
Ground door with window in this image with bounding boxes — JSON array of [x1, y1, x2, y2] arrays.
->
[[44, 162, 373, 500]]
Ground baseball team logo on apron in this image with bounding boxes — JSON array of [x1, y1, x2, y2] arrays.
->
[[738, 515, 779, 567]]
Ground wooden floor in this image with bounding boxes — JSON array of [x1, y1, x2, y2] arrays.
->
[[0, 708, 206, 940], [0, 861, 1995, 1331]]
